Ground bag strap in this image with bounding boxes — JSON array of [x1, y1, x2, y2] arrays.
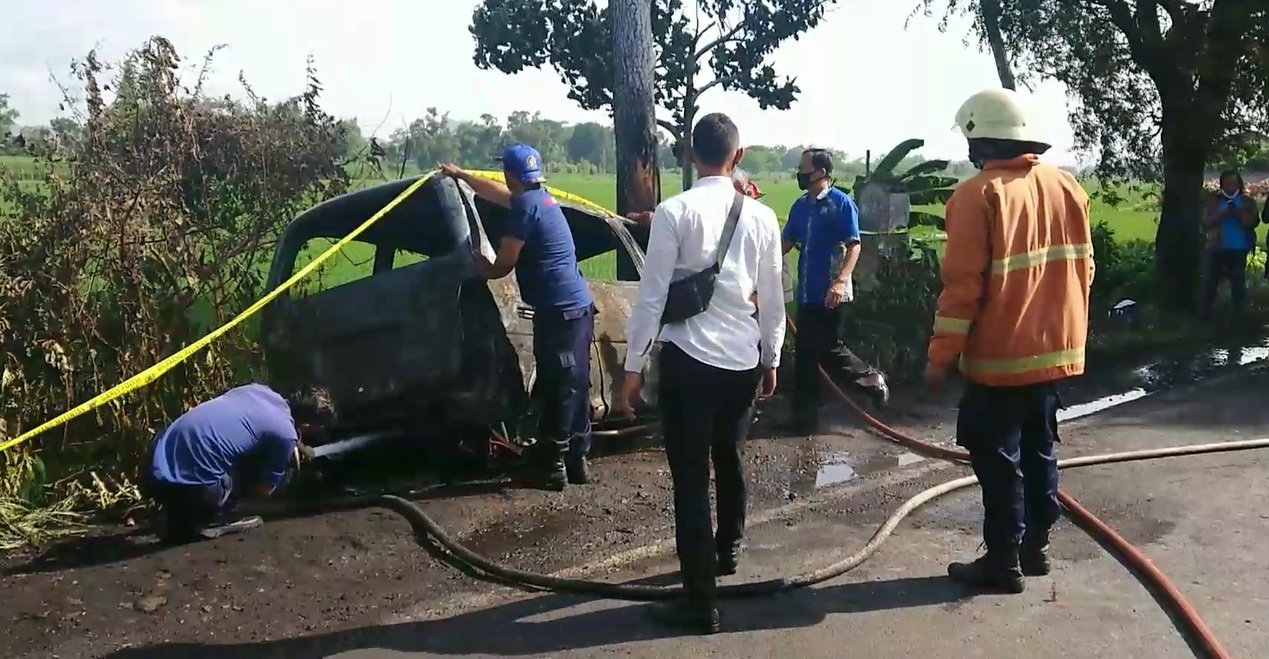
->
[[715, 191, 745, 269]]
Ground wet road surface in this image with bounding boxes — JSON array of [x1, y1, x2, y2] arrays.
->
[[7, 368, 1269, 658]]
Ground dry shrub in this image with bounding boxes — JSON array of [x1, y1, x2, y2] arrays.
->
[[0, 36, 350, 540]]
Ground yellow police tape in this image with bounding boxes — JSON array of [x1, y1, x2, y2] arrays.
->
[[0, 169, 621, 455]]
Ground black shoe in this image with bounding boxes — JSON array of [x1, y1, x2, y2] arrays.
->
[[947, 553, 1025, 594], [565, 456, 591, 485], [788, 407, 819, 436], [514, 466, 567, 491], [1020, 535, 1051, 577], [717, 543, 742, 576], [646, 601, 720, 634]]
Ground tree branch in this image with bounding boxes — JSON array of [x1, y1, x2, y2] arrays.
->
[[1133, 0, 1163, 43], [696, 71, 742, 95], [1087, 0, 1161, 77], [695, 23, 745, 59], [657, 118, 680, 137], [1154, 0, 1187, 22], [691, 21, 718, 52]]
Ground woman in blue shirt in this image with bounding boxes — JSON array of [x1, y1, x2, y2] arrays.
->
[[1201, 170, 1260, 317]]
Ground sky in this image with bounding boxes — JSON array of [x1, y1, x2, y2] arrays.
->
[[0, 0, 1080, 165]]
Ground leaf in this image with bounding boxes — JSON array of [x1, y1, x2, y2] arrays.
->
[[909, 188, 957, 205], [909, 211, 946, 230], [899, 159, 950, 178], [870, 139, 925, 178]]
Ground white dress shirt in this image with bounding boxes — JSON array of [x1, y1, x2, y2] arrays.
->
[[624, 176, 787, 373]]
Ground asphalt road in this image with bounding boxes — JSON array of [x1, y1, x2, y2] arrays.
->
[[58, 369, 1269, 659]]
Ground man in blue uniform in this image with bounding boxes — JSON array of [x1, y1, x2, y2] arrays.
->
[[441, 144, 596, 490], [781, 148, 862, 435], [144, 384, 332, 543]]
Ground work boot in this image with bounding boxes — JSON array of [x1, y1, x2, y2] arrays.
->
[[565, 450, 591, 485], [717, 542, 743, 576], [947, 551, 1025, 594], [515, 441, 567, 491], [1020, 532, 1052, 577], [789, 403, 819, 436], [646, 570, 720, 634]]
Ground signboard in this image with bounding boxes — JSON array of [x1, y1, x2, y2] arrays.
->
[[853, 182, 911, 291]]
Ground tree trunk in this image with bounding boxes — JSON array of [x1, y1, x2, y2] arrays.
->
[[679, 95, 696, 191], [678, 41, 699, 192], [980, 0, 1017, 90], [1154, 107, 1208, 311], [610, 0, 659, 281]]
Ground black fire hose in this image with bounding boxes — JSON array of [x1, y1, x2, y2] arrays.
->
[[376, 318, 1262, 657], [378, 437, 1269, 606]]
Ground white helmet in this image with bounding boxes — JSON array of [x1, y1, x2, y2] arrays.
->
[[953, 88, 1047, 145]]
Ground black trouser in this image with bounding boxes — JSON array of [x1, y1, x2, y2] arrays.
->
[[793, 304, 842, 417], [143, 471, 234, 543], [657, 343, 760, 600], [956, 381, 1063, 555], [531, 305, 595, 469], [1202, 248, 1248, 313]]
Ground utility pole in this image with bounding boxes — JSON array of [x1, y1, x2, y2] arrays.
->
[[610, 0, 660, 281]]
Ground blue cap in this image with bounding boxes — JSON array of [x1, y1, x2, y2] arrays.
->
[[498, 143, 545, 184]]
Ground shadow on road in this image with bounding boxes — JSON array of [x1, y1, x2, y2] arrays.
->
[[100, 573, 968, 658]]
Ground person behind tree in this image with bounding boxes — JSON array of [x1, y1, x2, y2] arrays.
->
[[1201, 169, 1259, 315]]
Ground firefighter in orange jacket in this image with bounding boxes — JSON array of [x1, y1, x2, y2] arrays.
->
[[924, 88, 1094, 594]]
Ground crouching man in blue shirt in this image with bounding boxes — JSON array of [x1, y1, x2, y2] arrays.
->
[[144, 384, 332, 543], [440, 144, 596, 491]]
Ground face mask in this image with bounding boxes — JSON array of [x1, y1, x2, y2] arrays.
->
[[796, 171, 825, 191], [967, 145, 985, 170]]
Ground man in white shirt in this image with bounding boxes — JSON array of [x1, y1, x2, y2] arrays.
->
[[617, 112, 786, 634]]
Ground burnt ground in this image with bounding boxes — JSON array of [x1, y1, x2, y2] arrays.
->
[[0, 364, 1255, 659]]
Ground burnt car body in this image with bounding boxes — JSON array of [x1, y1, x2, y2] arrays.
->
[[260, 174, 658, 448]]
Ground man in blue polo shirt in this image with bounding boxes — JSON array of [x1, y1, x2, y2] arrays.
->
[[144, 384, 331, 543], [440, 144, 596, 490], [782, 148, 862, 435]]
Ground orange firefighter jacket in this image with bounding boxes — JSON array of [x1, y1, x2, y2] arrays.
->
[[928, 154, 1094, 387]]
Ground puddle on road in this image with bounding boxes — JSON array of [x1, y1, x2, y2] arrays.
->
[[811, 449, 926, 488], [783, 341, 1269, 499], [1062, 344, 1269, 421], [815, 452, 858, 488]]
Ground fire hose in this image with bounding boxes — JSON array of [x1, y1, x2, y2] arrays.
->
[[378, 318, 1262, 659]]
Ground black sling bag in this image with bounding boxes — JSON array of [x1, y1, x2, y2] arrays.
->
[[660, 191, 745, 325]]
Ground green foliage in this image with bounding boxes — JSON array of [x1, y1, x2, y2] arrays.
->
[[838, 138, 958, 231], [1089, 222, 1155, 313], [468, 0, 838, 149], [842, 242, 943, 380], [0, 93, 18, 146], [918, 0, 1268, 186], [0, 38, 348, 518]]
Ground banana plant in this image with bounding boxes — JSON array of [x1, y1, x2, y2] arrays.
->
[[837, 138, 957, 232]]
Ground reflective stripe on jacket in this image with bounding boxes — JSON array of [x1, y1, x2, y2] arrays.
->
[[928, 154, 1094, 387]]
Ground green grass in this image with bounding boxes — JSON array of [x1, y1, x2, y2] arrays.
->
[[0, 155, 1170, 288]]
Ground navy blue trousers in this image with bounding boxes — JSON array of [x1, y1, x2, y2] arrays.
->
[[532, 305, 595, 459], [956, 381, 1063, 553]]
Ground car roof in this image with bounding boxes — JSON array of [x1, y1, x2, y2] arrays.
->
[[283, 172, 638, 263]]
